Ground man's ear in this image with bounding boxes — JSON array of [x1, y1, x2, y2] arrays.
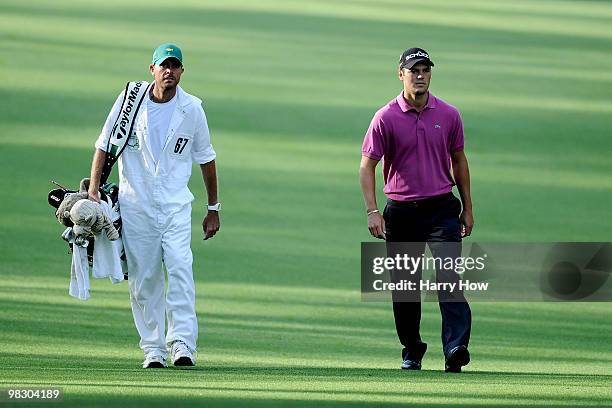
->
[[149, 64, 155, 75]]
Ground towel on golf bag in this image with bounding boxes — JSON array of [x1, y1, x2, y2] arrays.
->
[[68, 200, 125, 300], [92, 200, 125, 283], [70, 241, 90, 300]]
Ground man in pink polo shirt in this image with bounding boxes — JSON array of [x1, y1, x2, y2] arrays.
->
[[360, 47, 474, 373]]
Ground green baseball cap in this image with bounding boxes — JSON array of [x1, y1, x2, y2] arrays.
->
[[152, 43, 183, 66]]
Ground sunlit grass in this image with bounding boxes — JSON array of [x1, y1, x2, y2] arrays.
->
[[1, 0, 611, 406]]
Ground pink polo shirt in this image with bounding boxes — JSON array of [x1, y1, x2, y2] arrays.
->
[[362, 92, 465, 201]]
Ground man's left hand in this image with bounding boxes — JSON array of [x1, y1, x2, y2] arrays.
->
[[203, 212, 220, 240], [460, 210, 474, 237]]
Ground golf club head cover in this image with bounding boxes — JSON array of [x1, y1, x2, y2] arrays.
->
[[70, 199, 119, 241], [56, 192, 88, 227]]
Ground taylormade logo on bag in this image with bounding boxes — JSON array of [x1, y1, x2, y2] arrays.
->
[[117, 81, 144, 140], [102, 81, 149, 183]]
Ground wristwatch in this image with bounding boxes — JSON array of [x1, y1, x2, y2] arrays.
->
[[207, 203, 221, 212]]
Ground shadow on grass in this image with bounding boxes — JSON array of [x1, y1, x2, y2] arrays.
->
[[3, 366, 610, 407], [1, 292, 610, 365]]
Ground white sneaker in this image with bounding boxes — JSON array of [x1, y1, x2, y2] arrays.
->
[[142, 354, 167, 369], [170, 341, 196, 366]]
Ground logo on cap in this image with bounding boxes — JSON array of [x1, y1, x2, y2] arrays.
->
[[166, 48, 173, 52], [405, 51, 429, 61]]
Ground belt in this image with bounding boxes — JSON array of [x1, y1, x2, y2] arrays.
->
[[387, 192, 454, 208]]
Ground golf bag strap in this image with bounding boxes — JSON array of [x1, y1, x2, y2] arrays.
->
[[100, 80, 151, 184]]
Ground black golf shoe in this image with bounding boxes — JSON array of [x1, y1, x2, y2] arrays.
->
[[445, 345, 470, 373], [401, 359, 422, 370]]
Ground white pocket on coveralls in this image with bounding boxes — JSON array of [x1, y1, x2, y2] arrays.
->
[[168, 133, 191, 160]]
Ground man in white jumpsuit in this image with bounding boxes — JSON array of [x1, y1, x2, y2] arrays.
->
[[87, 43, 220, 368]]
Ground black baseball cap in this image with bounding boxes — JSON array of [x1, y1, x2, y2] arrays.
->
[[399, 47, 434, 69]]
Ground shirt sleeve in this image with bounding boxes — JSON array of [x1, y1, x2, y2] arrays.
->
[[191, 104, 216, 164], [449, 109, 465, 152], [94, 91, 125, 152], [361, 109, 386, 160]]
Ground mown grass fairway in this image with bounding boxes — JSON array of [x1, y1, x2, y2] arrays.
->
[[1, 0, 611, 406]]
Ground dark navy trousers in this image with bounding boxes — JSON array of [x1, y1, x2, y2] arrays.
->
[[383, 192, 471, 361]]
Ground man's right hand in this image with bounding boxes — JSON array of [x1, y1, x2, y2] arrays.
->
[[367, 211, 386, 240], [88, 189, 100, 203]]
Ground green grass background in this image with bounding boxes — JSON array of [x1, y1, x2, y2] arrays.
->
[[1, 0, 611, 406]]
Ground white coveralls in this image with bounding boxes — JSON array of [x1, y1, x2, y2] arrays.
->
[[95, 85, 216, 358]]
